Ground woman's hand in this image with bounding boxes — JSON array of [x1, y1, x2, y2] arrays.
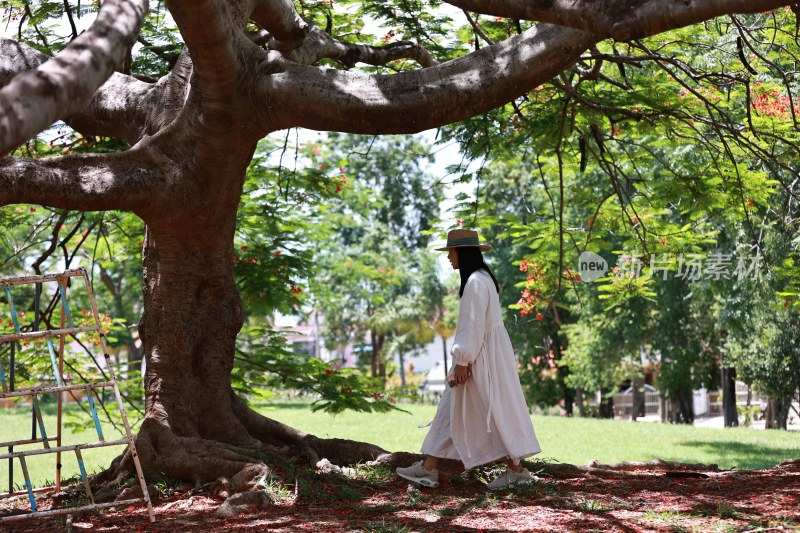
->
[[453, 363, 471, 386]]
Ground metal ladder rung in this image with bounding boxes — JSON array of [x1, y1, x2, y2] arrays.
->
[[0, 326, 97, 344], [0, 270, 84, 287], [0, 381, 115, 399], [0, 497, 146, 523], [0, 438, 130, 461]]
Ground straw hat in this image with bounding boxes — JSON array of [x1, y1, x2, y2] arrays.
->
[[435, 229, 492, 252]]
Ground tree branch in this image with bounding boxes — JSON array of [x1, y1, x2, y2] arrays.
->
[[168, 0, 240, 94], [0, 0, 148, 156], [0, 148, 180, 214], [261, 24, 598, 134], [1, 39, 193, 145], [444, 0, 788, 40], [280, 25, 439, 68], [251, 0, 310, 53]]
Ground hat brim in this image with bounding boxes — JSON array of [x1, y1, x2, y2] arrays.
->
[[435, 244, 493, 252]]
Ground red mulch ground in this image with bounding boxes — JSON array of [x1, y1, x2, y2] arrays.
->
[[3, 459, 800, 532]]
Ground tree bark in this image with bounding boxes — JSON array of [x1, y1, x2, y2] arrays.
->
[[721, 367, 739, 427], [446, 0, 786, 41]]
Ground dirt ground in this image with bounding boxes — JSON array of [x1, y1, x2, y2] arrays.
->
[[3, 459, 799, 532]]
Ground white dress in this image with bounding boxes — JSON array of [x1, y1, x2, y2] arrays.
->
[[421, 270, 541, 469]]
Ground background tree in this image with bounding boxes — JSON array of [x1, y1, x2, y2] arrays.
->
[[437, 7, 799, 424]]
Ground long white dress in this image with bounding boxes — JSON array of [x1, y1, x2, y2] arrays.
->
[[421, 270, 541, 469]]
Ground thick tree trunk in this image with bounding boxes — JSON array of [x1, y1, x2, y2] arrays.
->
[[721, 367, 739, 427], [97, 190, 386, 488]]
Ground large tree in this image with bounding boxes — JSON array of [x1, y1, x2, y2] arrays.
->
[[0, 0, 787, 487]]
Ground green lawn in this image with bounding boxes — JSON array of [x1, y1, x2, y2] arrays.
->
[[2, 400, 798, 492], [258, 400, 800, 471]]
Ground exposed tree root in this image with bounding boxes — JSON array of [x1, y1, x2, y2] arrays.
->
[[92, 400, 398, 503]]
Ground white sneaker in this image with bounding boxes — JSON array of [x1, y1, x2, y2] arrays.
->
[[396, 460, 439, 487], [486, 468, 537, 490]]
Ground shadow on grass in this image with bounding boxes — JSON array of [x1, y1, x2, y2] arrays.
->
[[676, 439, 800, 469]]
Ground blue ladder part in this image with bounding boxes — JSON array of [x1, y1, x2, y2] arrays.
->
[[86, 389, 105, 442], [18, 456, 38, 511], [0, 359, 7, 392], [5, 286, 20, 334], [74, 448, 95, 503], [45, 337, 64, 387], [31, 395, 50, 449], [57, 284, 75, 329]]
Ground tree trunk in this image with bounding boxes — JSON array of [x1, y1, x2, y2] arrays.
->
[[370, 329, 385, 378], [764, 398, 789, 430], [721, 367, 739, 427], [670, 387, 695, 424], [398, 350, 406, 387], [575, 387, 586, 417], [631, 374, 645, 421], [97, 200, 387, 487], [550, 331, 574, 416], [598, 388, 614, 419]]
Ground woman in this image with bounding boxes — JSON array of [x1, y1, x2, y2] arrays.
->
[[396, 229, 541, 490]]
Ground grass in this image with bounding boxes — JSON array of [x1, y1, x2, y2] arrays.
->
[[3, 398, 799, 491], [257, 400, 800, 470]]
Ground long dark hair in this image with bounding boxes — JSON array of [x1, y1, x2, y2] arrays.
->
[[457, 247, 500, 297]]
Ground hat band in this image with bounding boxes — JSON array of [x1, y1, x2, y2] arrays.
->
[[446, 237, 481, 247]]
